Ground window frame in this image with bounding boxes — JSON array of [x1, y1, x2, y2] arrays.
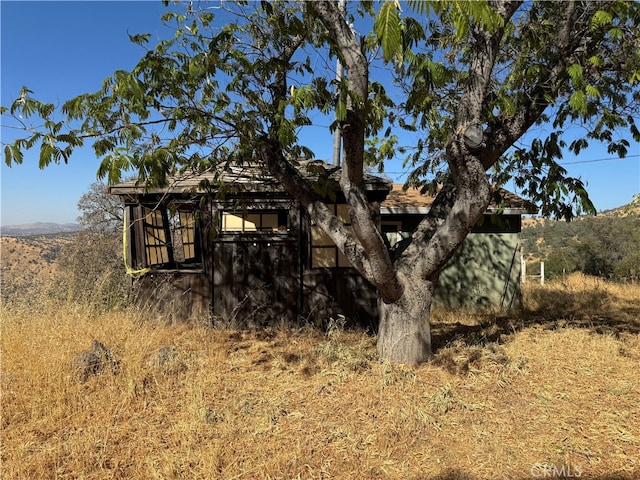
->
[[310, 204, 352, 269], [136, 204, 203, 271], [219, 209, 290, 234], [381, 220, 407, 248]]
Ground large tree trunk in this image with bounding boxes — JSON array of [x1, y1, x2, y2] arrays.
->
[[377, 273, 436, 364]]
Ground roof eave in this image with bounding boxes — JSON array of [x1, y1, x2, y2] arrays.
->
[[380, 206, 530, 215]]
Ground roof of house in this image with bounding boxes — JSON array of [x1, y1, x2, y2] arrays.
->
[[382, 184, 532, 215], [109, 161, 532, 215], [108, 160, 392, 196]]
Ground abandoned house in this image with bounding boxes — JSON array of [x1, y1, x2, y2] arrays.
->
[[109, 161, 530, 327]]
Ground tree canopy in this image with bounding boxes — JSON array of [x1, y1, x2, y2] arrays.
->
[[3, 0, 639, 363], [76, 181, 125, 234]]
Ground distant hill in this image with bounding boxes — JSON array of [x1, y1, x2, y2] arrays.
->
[[522, 195, 640, 228], [0, 233, 77, 301], [521, 199, 639, 281], [0, 223, 84, 236]]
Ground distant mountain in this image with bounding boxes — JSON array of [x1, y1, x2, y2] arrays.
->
[[0, 222, 85, 236]]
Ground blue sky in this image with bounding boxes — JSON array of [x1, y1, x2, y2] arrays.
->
[[1, 1, 639, 226]]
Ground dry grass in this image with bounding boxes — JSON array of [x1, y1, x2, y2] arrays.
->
[[1, 274, 639, 479], [0, 236, 71, 300]]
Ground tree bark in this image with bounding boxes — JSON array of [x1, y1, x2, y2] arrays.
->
[[377, 272, 435, 364]]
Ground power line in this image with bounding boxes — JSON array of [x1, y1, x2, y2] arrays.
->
[[380, 154, 640, 175], [559, 154, 640, 165]]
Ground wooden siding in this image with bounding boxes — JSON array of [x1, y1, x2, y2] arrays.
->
[[130, 273, 211, 323], [212, 235, 300, 327], [118, 181, 525, 327], [302, 270, 378, 330]]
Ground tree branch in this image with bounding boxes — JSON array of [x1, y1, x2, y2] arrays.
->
[[397, 1, 520, 279], [306, 0, 402, 301]]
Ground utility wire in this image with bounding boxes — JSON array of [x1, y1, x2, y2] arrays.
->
[[381, 154, 640, 176], [559, 154, 639, 165]]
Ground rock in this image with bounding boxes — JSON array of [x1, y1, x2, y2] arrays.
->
[[73, 340, 120, 382], [146, 345, 188, 375]]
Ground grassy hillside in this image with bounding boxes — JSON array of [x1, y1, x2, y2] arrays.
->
[[521, 207, 640, 281], [2, 275, 639, 479], [1, 228, 639, 479], [0, 234, 75, 301]]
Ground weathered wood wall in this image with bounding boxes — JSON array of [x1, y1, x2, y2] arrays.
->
[[211, 235, 300, 327], [129, 273, 211, 324], [124, 200, 523, 327], [301, 270, 378, 330]]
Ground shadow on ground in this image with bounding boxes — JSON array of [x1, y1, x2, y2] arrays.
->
[[413, 469, 639, 480], [431, 286, 640, 352]]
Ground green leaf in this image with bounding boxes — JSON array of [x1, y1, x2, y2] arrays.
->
[[585, 85, 600, 99], [569, 90, 587, 115], [566, 64, 583, 85], [588, 55, 604, 68], [375, 0, 403, 62], [608, 27, 623, 40], [128, 32, 151, 45], [569, 138, 589, 154], [4, 145, 13, 166], [590, 10, 613, 30], [39, 141, 55, 168]]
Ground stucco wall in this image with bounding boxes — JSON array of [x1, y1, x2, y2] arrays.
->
[[385, 213, 523, 311], [434, 232, 522, 309]]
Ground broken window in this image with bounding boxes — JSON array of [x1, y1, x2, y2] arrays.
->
[[140, 205, 200, 269], [310, 204, 352, 268], [169, 209, 198, 263]]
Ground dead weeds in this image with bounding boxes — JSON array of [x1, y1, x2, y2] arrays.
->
[[1, 274, 639, 479]]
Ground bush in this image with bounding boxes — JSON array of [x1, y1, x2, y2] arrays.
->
[[54, 230, 128, 310], [522, 210, 640, 281]]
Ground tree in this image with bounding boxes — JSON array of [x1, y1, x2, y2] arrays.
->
[[528, 213, 640, 281], [3, 1, 640, 363], [56, 181, 127, 309], [77, 181, 124, 234]]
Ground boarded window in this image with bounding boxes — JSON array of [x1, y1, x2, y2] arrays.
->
[[311, 204, 352, 268], [221, 210, 288, 233]]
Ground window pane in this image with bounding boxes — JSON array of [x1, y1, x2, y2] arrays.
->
[[180, 218, 193, 244], [245, 214, 259, 231], [312, 247, 336, 268], [336, 204, 350, 223], [337, 250, 351, 268], [386, 232, 399, 247], [261, 213, 278, 231], [222, 213, 244, 231], [179, 211, 196, 260], [311, 225, 333, 246], [310, 206, 352, 269], [277, 211, 289, 232], [222, 210, 288, 233], [143, 208, 170, 266]]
